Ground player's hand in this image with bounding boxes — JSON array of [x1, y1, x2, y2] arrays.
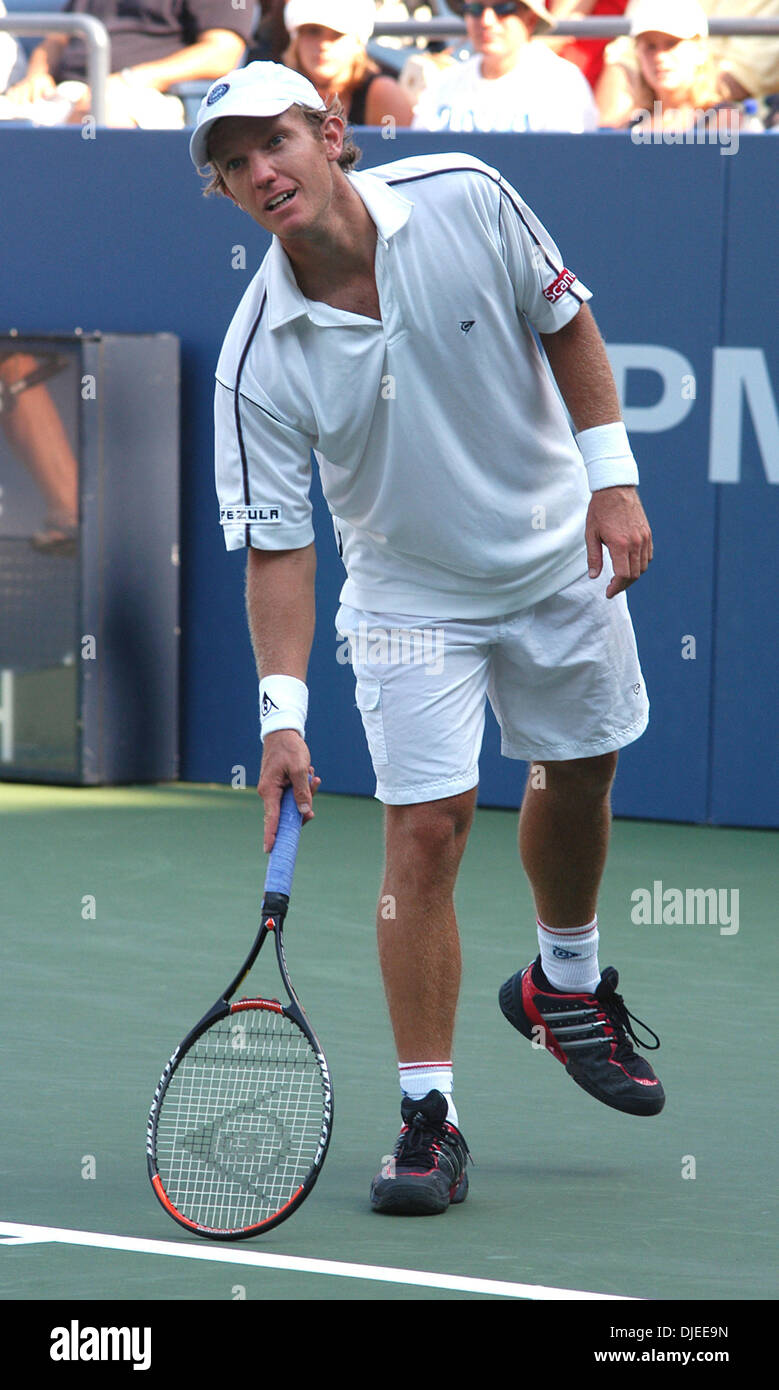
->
[[258, 730, 321, 853], [585, 486, 653, 599]]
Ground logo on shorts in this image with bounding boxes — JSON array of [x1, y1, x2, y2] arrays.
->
[[459, 320, 475, 334], [543, 268, 576, 304], [207, 82, 230, 105]]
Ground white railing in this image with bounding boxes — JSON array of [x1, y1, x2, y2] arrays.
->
[[374, 16, 779, 38], [0, 14, 110, 124]]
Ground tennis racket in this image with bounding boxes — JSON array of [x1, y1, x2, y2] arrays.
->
[[146, 785, 333, 1240]]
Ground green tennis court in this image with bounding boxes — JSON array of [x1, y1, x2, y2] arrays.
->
[[1, 782, 775, 1303]]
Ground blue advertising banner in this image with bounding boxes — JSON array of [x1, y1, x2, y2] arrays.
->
[[709, 136, 779, 826], [0, 128, 775, 824]]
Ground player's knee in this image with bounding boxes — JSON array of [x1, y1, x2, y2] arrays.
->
[[386, 792, 475, 867], [539, 752, 618, 800]]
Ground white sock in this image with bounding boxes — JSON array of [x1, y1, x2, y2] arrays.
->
[[537, 915, 601, 994], [398, 1061, 458, 1126]]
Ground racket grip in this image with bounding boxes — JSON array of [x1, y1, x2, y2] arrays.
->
[[264, 785, 303, 898]]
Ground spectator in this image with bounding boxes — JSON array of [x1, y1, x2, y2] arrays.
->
[[396, 4, 467, 111], [251, 0, 432, 66], [545, 2, 630, 89], [703, 0, 779, 101], [595, 0, 727, 129], [596, 0, 779, 125], [1, 3, 23, 94], [412, 2, 599, 131], [1, 0, 253, 128], [251, 1, 289, 62], [282, 0, 414, 125]]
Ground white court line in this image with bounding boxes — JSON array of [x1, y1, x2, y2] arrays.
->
[[0, 1220, 637, 1300]]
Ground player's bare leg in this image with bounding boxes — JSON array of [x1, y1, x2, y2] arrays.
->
[[500, 750, 665, 1116], [371, 788, 476, 1215], [378, 787, 477, 1061], [518, 752, 617, 926]]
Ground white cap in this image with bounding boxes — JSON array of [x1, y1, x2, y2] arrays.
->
[[514, 0, 555, 35], [284, 0, 377, 47], [630, 0, 708, 41], [189, 61, 326, 169]]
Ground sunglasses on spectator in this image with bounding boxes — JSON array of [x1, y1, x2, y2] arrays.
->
[[462, 3, 527, 18]]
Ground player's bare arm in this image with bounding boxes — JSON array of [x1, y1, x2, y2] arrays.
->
[[246, 542, 320, 850], [119, 29, 246, 92], [540, 304, 652, 600]]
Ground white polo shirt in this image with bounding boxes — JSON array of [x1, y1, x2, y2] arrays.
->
[[214, 151, 593, 618]]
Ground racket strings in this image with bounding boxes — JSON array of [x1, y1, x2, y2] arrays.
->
[[154, 1006, 328, 1233]]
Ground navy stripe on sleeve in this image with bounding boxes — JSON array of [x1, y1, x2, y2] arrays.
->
[[233, 290, 268, 547], [386, 166, 584, 308]]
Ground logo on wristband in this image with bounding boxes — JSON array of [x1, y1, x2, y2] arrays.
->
[[261, 693, 279, 717]]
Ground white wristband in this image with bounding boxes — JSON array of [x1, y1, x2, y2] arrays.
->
[[576, 422, 639, 492], [259, 675, 308, 741]]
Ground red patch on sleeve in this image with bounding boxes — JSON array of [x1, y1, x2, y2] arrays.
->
[[543, 268, 577, 304]]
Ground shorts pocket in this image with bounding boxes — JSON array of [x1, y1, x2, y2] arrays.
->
[[354, 676, 389, 766]]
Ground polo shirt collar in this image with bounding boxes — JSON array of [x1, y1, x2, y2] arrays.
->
[[265, 173, 413, 330], [350, 170, 413, 244]]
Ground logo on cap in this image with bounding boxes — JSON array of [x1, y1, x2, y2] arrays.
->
[[207, 82, 230, 106]]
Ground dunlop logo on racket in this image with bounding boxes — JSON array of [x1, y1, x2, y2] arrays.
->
[[146, 787, 333, 1239]]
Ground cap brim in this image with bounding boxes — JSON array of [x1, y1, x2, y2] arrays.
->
[[631, 26, 704, 39], [523, 0, 554, 33], [189, 96, 296, 169]]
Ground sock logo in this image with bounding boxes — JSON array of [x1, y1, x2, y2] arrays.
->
[[552, 946, 580, 959]]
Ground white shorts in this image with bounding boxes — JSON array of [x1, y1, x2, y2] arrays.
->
[[335, 567, 649, 805]]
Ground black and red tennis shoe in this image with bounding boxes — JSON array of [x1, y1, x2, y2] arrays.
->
[[499, 956, 665, 1116], [370, 1090, 471, 1215]]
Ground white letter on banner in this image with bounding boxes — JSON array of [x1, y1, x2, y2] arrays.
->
[[606, 345, 695, 433], [0, 671, 14, 762], [709, 349, 779, 483]]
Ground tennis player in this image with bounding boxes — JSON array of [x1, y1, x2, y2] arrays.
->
[[191, 61, 665, 1217]]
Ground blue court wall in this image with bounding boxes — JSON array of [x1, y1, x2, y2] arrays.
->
[[1, 128, 776, 826]]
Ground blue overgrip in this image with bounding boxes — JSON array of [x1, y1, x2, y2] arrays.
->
[[263, 784, 303, 898]]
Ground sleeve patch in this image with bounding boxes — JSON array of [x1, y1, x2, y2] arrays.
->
[[543, 268, 577, 304]]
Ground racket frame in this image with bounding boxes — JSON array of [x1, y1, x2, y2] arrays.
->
[[146, 886, 334, 1241]]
